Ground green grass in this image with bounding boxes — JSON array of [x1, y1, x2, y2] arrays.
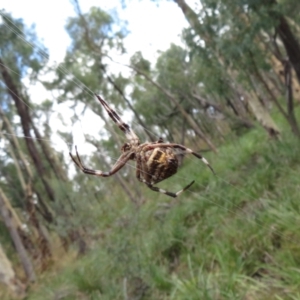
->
[[22, 122, 300, 299]]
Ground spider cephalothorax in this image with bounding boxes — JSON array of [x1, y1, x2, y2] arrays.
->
[[69, 94, 214, 197]]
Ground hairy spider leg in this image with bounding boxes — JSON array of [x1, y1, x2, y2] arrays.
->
[[69, 146, 131, 177], [145, 180, 195, 198], [95, 94, 140, 146], [142, 180, 195, 198]]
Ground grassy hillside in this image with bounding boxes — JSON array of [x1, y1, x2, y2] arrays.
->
[[11, 119, 300, 300]]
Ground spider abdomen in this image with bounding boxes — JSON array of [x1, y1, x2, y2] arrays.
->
[[142, 147, 178, 184]]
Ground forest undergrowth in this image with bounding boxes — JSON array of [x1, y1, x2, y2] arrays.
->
[[19, 112, 300, 300], [2, 1, 300, 299]]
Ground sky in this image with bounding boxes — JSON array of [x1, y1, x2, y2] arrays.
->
[[2, 0, 190, 62], [1, 0, 193, 156]]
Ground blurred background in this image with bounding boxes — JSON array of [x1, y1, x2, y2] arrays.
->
[[1, 0, 300, 299]]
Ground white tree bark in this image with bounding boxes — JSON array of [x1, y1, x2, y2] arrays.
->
[[0, 243, 26, 298], [0, 193, 36, 283]]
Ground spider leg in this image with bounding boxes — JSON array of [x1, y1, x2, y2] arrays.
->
[[69, 146, 130, 177], [136, 153, 142, 182], [143, 143, 215, 175], [95, 94, 139, 145], [144, 180, 195, 198], [155, 137, 164, 143]]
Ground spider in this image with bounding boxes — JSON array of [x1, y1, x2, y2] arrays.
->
[[69, 95, 215, 197]]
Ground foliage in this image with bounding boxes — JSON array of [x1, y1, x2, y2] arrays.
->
[[26, 116, 300, 299], [1, 0, 300, 299]]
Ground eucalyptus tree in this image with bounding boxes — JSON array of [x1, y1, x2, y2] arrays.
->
[[172, 0, 300, 137], [0, 11, 84, 280], [0, 11, 58, 283]]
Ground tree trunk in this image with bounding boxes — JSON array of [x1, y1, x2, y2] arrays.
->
[[284, 60, 300, 137], [32, 122, 68, 181], [0, 107, 33, 179], [247, 90, 280, 138], [25, 184, 52, 271], [276, 16, 300, 83], [174, 0, 208, 42], [0, 243, 26, 298], [0, 58, 55, 202], [0, 193, 36, 282], [253, 0, 300, 83]]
